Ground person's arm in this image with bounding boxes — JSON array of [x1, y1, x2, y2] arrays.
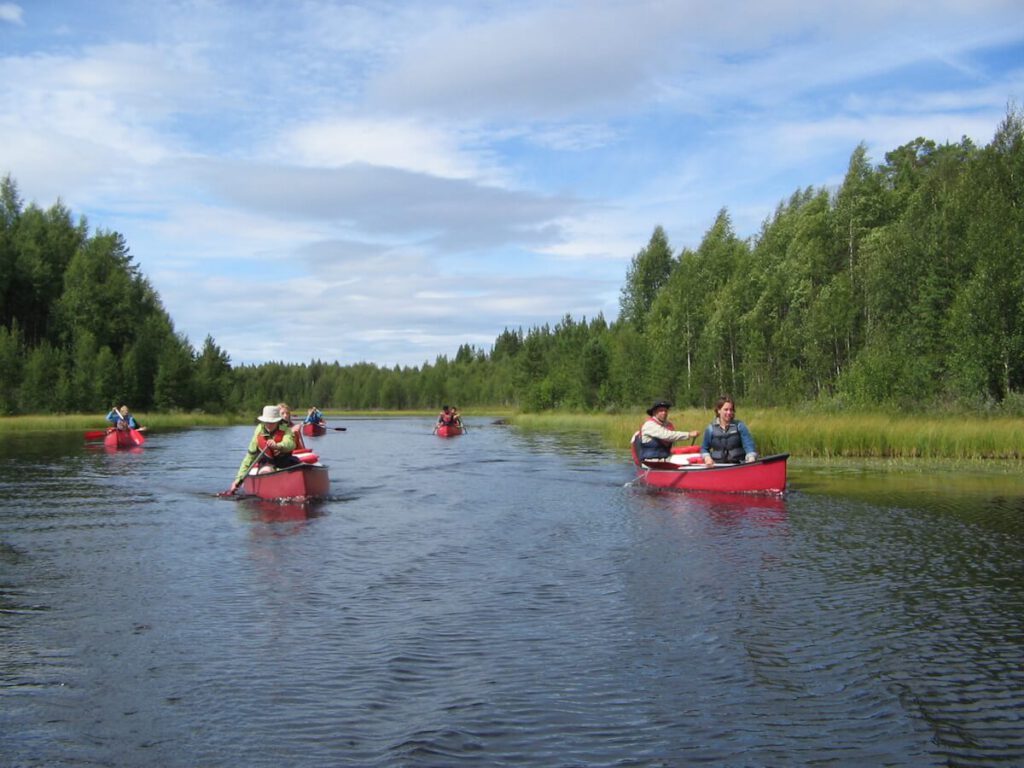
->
[[232, 428, 262, 487], [737, 421, 757, 461], [701, 425, 714, 464], [642, 421, 696, 443]]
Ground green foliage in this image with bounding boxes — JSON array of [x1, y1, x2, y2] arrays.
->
[[194, 335, 233, 412], [0, 321, 22, 414], [619, 225, 674, 330], [19, 341, 64, 412], [153, 333, 196, 410]]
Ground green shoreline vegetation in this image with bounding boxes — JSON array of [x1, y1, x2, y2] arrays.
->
[[8, 408, 1021, 466], [0, 412, 236, 433], [506, 410, 1024, 463]]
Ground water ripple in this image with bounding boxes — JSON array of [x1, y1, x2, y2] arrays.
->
[[0, 424, 1022, 766]]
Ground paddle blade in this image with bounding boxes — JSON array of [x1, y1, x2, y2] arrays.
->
[[84, 430, 108, 441], [130, 428, 146, 445]]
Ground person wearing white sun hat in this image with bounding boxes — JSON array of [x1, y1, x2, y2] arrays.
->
[[226, 404, 299, 495]]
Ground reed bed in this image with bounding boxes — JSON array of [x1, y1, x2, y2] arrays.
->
[[0, 412, 236, 434], [7, 408, 1022, 461], [509, 410, 1024, 461]]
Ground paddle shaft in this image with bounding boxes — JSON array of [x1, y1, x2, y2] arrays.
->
[[223, 442, 273, 496]]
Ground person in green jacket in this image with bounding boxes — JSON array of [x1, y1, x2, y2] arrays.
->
[[226, 404, 299, 495]]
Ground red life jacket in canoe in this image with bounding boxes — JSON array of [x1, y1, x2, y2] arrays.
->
[[257, 427, 287, 452]]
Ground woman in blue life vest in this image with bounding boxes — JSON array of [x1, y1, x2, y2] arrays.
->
[[700, 394, 758, 465], [638, 400, 700, 460], [106, 404, 125, 429], [106, 404, 141, 431], [118, 405, 141, 430]]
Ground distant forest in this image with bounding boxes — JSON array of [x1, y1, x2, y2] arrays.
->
[[1, 108, 1022, 416]]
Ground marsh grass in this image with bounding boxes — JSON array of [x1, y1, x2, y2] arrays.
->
[[509, 410, 1024, 461], [8, 408, 1021, 461], [0, 407, 518, 434], [0, 412, 237, 434]]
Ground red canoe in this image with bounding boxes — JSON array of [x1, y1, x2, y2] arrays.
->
[[630, 431, 788, 494], [103, 428, 145, 449], [242, 461, 330, 500], [301, 422, 327, 437], [436, 424, 463, 438]]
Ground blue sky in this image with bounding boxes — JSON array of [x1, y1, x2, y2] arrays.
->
[[2, 1, 1022, 367]]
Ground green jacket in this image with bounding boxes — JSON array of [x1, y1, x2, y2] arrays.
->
[[233, 422, 297, 484]]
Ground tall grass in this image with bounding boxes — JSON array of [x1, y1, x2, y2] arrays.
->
[[509, 410, 1024, 460], [7, 408, 1022, 460], [0, 412, 237, 434]]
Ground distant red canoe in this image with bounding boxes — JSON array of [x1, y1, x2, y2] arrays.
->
[[630, 431, 787, 494], [436, 424, 463, 438], [242, 462, 330, 500], [301, 422, 327, 437], [103, 428, 145, 449]]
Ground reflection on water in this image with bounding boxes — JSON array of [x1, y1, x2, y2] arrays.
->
[[629, 486, 790, 530], [0, 422, 1022, 767], [238, 498, 328, 525], [792, 459, 1024, 536]]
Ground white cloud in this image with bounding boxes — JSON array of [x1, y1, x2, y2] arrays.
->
[[276, 116, 504, 182], [0, 3, 22, 25]]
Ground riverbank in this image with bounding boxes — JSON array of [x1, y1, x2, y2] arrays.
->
[[0, 413, 237, 434], [0, 409, 515, 434], [507, 410, 1024, 461], [7, 408, 1022, 462]]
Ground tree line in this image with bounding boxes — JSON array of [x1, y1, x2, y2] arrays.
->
[[1, 108, 1021, 416]]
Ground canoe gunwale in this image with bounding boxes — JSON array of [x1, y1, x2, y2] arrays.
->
[[633, 450, 790, 495]]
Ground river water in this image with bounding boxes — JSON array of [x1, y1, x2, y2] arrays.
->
[[1, 418, 1022, 767]]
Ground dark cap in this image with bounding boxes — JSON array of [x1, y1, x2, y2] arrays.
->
[[646, 399, 673, 416]]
